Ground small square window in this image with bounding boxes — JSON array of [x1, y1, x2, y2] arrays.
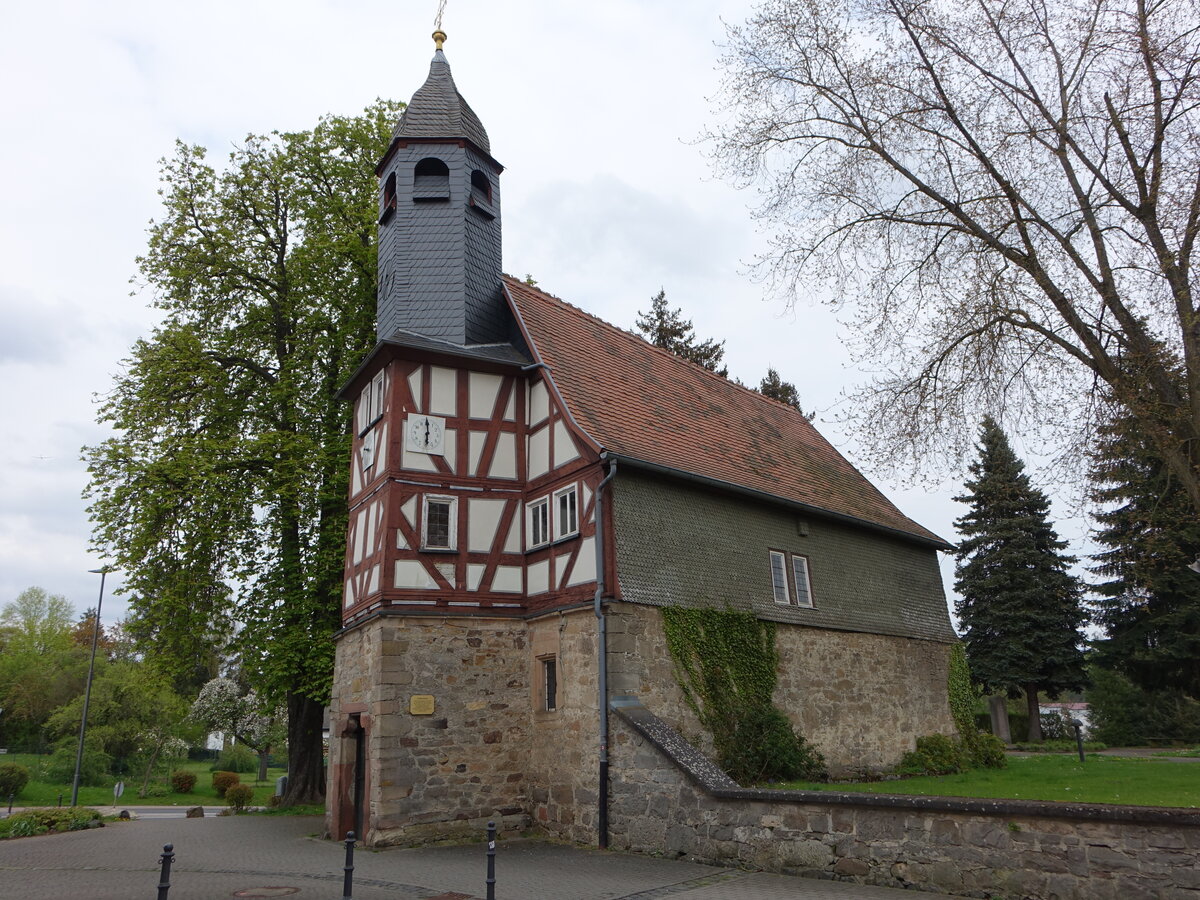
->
[[554, 486, 579, 540], [769, 550, 790, 605], [791, 555, 814, 608], [528, 497, 549, 549], [423, 496, 456, 550], [542, 657, 557, 711]]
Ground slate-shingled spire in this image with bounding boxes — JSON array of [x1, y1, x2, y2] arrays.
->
[[375, 31, 508, 346]]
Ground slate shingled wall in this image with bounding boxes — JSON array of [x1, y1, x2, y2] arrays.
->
[[376, 142, 507, 345], [610, 469, 956, 643]]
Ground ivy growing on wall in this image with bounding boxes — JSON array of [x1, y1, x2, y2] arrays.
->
[[948, 642, 980, 745], [661, 606, 825, 784]]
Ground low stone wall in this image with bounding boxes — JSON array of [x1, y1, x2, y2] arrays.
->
[[609, 700, 1200, 900]]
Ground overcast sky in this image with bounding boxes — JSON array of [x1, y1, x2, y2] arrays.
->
[[0, 0, 1093, 625]]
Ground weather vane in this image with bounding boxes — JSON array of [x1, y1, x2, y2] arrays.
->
[[433, 0, 448, 49]]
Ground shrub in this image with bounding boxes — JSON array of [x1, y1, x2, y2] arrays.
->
[[0, 763, 31, 798], [1011, 740, 1107, 752], [170, 770, 197, 793], [1040, 711, 1070, 741], [898, 734, 968, 776], [266, 793, 283, 808], [971, 733, 1008, 769], [225, 783, 254, 812], [211, 771, 240, 798], [0, 807, 101, 839], [213, 745, 257, 774], [45, 741, 111, 787], [722, 704, 827, 783]]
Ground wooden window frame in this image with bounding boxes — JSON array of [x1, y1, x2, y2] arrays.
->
[[422, 495, 457, 551], [553, 485, 579, 541], [769, 549, 791, 605]]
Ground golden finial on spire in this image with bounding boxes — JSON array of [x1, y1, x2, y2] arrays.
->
[[433, 30, 447, 50]]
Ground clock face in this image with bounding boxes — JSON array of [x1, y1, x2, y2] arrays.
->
[[406, 414, 446, 455]]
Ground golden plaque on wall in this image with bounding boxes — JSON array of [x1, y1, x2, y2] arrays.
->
[[409, 695, 436, 715]]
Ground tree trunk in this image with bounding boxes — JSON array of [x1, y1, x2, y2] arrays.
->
[[138, 743, 162, 797], [987, 695, 1012, 744], [257, 747, 270, 784], [281, 692, 325, 806], [1025, 685, 1043, 743]]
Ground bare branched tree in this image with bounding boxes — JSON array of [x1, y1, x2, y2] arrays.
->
[[712, 0, 1200, 505]]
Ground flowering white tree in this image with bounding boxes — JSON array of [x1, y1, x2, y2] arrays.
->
[[190, 677, 285, 782]]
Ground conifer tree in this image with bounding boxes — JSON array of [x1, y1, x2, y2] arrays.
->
[[757, 367, 808, 416], [634, 290, 727, 376], [954, 417, 1087, 741], [1091, 407, 1200, 700]]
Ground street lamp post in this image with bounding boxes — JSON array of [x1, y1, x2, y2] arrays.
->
[[71, 567, 108, 807]]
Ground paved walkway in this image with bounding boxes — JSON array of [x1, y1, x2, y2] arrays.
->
[[0, 813, 917, 899]]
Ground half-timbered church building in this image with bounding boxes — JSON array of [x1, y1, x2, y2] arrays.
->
[[327, 33, 957, 847]]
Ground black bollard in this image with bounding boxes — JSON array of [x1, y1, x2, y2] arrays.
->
[[58, 793, 63, 808], [157, 843, 174, 900], [6, 794, 11, 814], [486, 820, 496, 900], [341, 830, 355, 899]]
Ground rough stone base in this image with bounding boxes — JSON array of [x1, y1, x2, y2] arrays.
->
[[610, 702, 1200, 900]]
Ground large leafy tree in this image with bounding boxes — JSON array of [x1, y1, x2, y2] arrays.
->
[[713, 0, 1200, 511], [85, 100, 403, 804], [954, 417, 1087, 741], [634, 290, 728, 375], [0, 588, 88, 751], [1091, 403, 1200, 699]]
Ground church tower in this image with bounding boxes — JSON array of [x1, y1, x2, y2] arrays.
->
[[374, 31, 508, 345]]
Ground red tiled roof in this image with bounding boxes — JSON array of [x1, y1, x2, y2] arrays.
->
[[504, 276, 945, 546]]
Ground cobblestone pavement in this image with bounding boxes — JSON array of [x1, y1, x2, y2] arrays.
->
[[0, 814, 919, 899]]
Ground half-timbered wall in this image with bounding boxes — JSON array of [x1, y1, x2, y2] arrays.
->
[[342, 357, 603, 620]]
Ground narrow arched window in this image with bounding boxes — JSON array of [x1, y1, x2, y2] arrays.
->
[[413, 157, 450, 201], [470, 169, 491, 205], [379, 171, 397, 224]]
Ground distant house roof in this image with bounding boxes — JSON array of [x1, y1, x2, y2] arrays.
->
[[504, 276, 947, 548]]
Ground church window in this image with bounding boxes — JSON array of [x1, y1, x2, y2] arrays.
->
[[528, 497, 549, 549], [356, 372, 384, 436], [423, 495, 457, 550], [470, 169, 491, 204], [791, 554, 814, 608], [553, 486, 578, 540], [769, 550, 790, 605], [541, 656, 557, 711], [380, 172, 397, 224], [413, 157, 450, 201]]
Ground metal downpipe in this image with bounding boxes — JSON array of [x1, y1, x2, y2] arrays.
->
[[593, 456, 617, 848]]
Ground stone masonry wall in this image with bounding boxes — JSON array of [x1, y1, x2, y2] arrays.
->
[[606, 603, 955, 772], [524, 606, 601, 843], [610, 703, 1200, 900], [328, 614, 532, 846]]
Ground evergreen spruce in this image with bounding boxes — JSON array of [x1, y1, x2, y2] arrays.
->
[[953, 417, 1087, 741], [634, 290, 727, 376], [1091, 407, 1200, 700], [757, 367, 809, 417]]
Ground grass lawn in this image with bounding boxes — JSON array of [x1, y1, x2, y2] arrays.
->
[[2, 754, 291, 809], [775, 754, 1200, 808]]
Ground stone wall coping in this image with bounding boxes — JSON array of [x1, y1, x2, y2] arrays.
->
[[612, 701, 1200, 828]]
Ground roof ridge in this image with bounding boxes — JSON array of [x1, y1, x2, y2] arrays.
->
[[502, 275, 811, 421]]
